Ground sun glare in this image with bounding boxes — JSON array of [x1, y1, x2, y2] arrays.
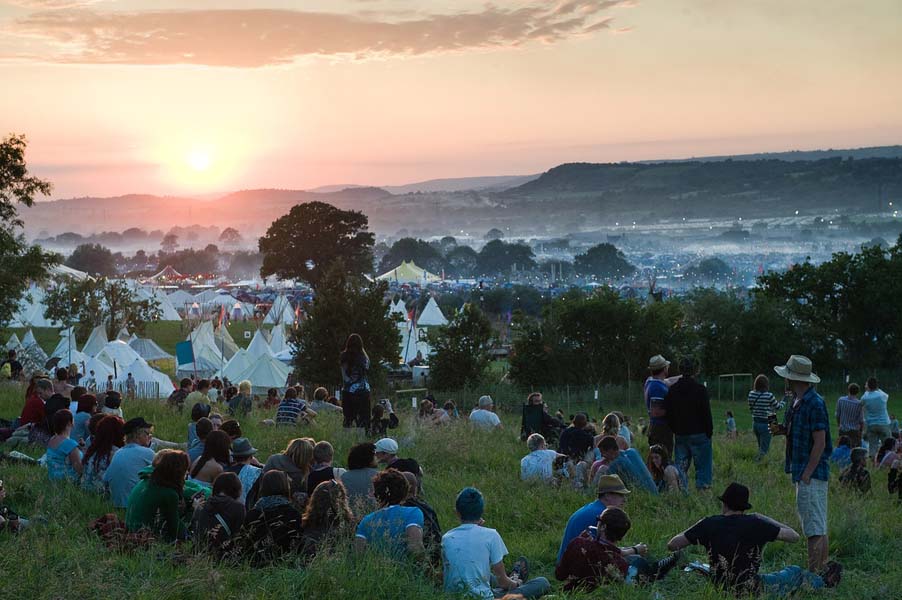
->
[[187, 148, 213, 172]]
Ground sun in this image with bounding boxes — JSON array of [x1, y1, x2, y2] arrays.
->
[[187, 148, 213, 172]]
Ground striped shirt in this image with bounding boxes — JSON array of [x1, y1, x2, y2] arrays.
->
[[747, 391, 783, 420], [835, 395, 864, 432], [276, 398, 309, 425]]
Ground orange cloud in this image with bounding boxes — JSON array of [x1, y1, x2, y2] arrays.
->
[[7, 1, 632, 67]]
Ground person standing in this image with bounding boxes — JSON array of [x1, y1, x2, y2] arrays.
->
[[340, 333, 371, 430], [769, 355, 833, 574], [747, 375, 783, 460], [860, 377, 891, 458], [644, 355, 674, 456], [835, 383, 865, 449], [665, 358, 713, 491]]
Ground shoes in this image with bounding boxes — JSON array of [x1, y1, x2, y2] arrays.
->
[[656, 549, 685, 578], [821, 561, 843, 588], [511, 555, 530, 582]]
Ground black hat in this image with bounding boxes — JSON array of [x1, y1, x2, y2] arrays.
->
[[104, 391, 122, 409], [231, 437, 258, 458], [124, 417, 153, 435], [718, 482, 752, 511]]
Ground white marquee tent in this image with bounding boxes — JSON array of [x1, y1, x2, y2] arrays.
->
[[5, 334, 21, 351], [269, 324, 288, 354], [264, 296, 295, 325], [21, 330, 38, 348], [219, 348, 253, 382], [416, 297, 448, 327], [97, 340, 142, 369], [129, 337, 174, 362], [167, 289, 195, 310], [246, 329, 274, 359], [232, 354, 291, 393], [115, 358, 175, 398]]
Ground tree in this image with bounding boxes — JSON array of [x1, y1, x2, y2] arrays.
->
[[219, 227, 242, 246], [428, 303, 493, 390], [259, 201, 374, 288], [574, 243, 635, 279], [484, 228, 504, 241], [476, 240, 536, 276], [0, 134, 58, 326], [377, 237, 446, 274], [66, 243, 116, 277], [445, 245, 479, 278], [157, 248, 218, 275], [439, 236, 457, 252], [160, 233, 179, 254], [291, 261, 399, 386], [228, 251, 264, 279], [684, 257, 732, 282], [44, 277, 161, 340]]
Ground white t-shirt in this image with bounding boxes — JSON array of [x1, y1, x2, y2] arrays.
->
[[442, 524, 508, 600], [520, 449, 558, 481], [469, 409, 501, 430]]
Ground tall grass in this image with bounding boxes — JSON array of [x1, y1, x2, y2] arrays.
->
[[0, 382, 900, 599]]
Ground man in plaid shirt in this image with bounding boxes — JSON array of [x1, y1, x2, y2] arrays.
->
[[770, 355, 833, 574]]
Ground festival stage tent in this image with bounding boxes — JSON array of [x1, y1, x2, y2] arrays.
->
[[21, 330, 37, 348], [82, 325, 109, 357], [149, 265, 183, 281], [264, 296, 295, 325], [246, 329, 274, 359], [233, 354, 291, 393], [219, 348, 252, 382], [269, 324, 288, 354], [115, 358, 175, 398], [376, 261, 441, 285], [49, 264, 91, 281], [167, 289, 195, 309], [416, 297, 448, 327], [129, 337, 174, 362], [97, 340, 142, 370], [5, 334, 21, 351]]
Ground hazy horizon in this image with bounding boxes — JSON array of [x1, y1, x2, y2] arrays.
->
[[2, 0, 901, 199]]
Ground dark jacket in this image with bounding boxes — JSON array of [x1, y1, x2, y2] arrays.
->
[[233, 498, 304, 565], [559, 426, 594, 459], [191, 494, 246, 554], [404, 497, 441, 564], [665, 376, 713, 438]]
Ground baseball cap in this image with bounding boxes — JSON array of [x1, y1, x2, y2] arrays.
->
[[123, 417, 153, 435], [374, 438, 399, 454]]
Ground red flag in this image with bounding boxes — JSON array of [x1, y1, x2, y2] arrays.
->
[[218, 305, 225, 328]]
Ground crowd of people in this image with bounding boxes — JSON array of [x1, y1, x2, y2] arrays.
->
[[2, 335, 901, 597]]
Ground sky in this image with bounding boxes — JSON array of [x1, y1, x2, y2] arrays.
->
[[1, 0, 901, 198]]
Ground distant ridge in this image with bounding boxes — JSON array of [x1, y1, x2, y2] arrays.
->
[[310, 174, 539, 195], [645, 145, 902, 164]]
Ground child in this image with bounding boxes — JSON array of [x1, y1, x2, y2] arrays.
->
[[839, 448, 871, 495], [830, 435, 852, 468], [725, 411, 737, 439]]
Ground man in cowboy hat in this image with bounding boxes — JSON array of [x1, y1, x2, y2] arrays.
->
[[644, 355, 677, 455], [556, 474, 632, 564], [769, 355, 833, 574], [667, 482, 841, 595]]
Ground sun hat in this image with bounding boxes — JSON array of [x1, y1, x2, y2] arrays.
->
[[718, 482, 752, 511], [478, 395, 494, 408], [773, 355, 820, 384], [596, 474, 631, 496], [231, 437, 258, 458], [648, 355, 670, 371], [374, 438, 399, 454]]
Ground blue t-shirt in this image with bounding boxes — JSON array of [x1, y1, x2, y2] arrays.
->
[[355, 505, 423, 554], [557, 499, 606, 563], [645, 378, 670, 425], [860, 390, 890, 426], [103, 443, 156, 508], [71, 411, 91, 442], [609, 448, 659, 494]]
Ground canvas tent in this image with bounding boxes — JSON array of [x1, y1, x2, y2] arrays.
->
[[179, 321, 226, 377], [21, 330, 37, 348], [213, 325, 239, 360], [49, 264, 91, 281], [269, 324, 288, 354], [376, 261, 441, 285], [149, 265, 183, 281], [389, 300, 408, 320], [167, 289, 195, 310], [245, 329, 274, 359], [416, 297, 448, 327], [11, 285, 59, 328], [82, 325, 109, 357], [264, 296, 295, 325], [97, 340, 142, 370], [398, 321, 432, 363], [5, 334, 21, 351], [135, 287, 182, 321], [232, 354, 291, 394], [129, 337, 174, 362], [117, 327, 131, 342], [219, 348, 253, 382], [50, 331, 79, 361], [80, 355, 115, 385], [115, 358, 174, 398]]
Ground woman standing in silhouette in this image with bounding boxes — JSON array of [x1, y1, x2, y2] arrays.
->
[[340, 334, 371, 430]]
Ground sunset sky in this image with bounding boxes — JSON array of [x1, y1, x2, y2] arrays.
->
[[1, 0, 900, 198]]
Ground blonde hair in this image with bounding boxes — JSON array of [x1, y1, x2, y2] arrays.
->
[[238, 380, 252, 394], [283, 437, 315, 476], [602, 413, 621, 437], [313, 387, 328, 402]]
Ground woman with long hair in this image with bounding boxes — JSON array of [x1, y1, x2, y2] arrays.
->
[[339, 442, 380, 515], [301, 479, 355, 557], [263, 438, 315, 498], [46, 409, 83, 482], [125, 449, 191, 542], [646, 444, 685, 493], [81, 415, 125, 494], [339, 333, 371, 430], [234, 470, 304, 565], [191, 430, 232, 485], [594, 413, 629, 453], [71, 393, 97, 443]]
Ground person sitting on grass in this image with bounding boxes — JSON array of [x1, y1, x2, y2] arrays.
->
[[188, 401, 212, 448], [829, 436, 852, 468], [71, 393, 96, 444], [876, 438, 900, 469], [375, 437, 424, 482], [191, 471, 246, 555], [301, 479, 355, 559], [168, 378, 192, 411], [355, 468, 424, 558], [556, 475, 632, 564], [402, 471, 442, 566], [556, 507, 682, 591], [45, 409, 83, 483], [234, 470, 304, 565], [190, 430, 232, 486], [228, 380, 253, 417], [305, 441, 347, 495], [559, 413, 596, 460], [839, 448, 871, 495], [309, 386, 342, 413], [417, 399, 450, 426], [646, 444, 686, 493], [125, 449, 191, 542], [520, 433, 579, 486], [275, 387, 316, 426], [888, 456, 902, 503], [187, 417, 213, 464], [442, 486, 551, 599], [103, 417, 156, 508], [226, 438, 264, 506], [369, 401, 400, 437], [81, 415, 125, 495], [340, 442, 379, 514], [263, 437, 315, 500], [591, 436, 658, 494], [595, 413, 630, 451], [667, 482, 842, 596], [470, 395, 503, 431]]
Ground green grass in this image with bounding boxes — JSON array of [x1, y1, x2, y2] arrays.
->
[[1, 383, 901, 599]]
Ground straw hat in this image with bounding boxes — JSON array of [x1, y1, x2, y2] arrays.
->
[[648, 355, 670, 371], [773, 355, 820, 384]]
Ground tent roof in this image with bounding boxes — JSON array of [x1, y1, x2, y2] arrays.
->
[[263, 296, 295, 325], [269, 324, 288, 354], [21, 330, 37, 348], [416, 297, 448, 327], [5, 333, 21, 351], [245, 328, 274, 359], [389, 300, 408, 319], [115, 358, 174, 396], [96, 340, 142, 368], [167, 289, 195, 308], [219, 348, 252, 382], [232, 354, 290, 390], [49, 264, 91, 281], [50, 333, 79, 360], [150, 265, 183, 280], [82, 325, 109, 357], [129, 337, 174, 362], [376, 261, 441, 284]]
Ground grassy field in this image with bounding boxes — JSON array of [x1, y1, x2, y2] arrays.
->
[[0, 382, 900, 600]]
